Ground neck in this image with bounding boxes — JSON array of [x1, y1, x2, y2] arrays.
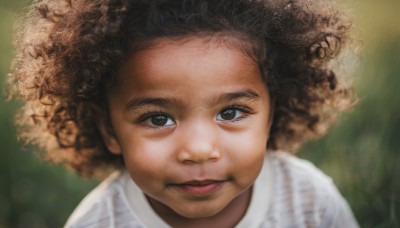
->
[[147, 187, 252, 228]]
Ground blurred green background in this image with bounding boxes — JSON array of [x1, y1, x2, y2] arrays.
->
[[1, 0, 399, 227]]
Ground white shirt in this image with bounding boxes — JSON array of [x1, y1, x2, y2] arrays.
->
[[65, 152, 359, 228]]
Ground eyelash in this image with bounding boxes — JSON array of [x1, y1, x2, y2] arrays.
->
[[136, 111, 175, 129], [217, 105, 252, 122], [136, 105, 253, 128]]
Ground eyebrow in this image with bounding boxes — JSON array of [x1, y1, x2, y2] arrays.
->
[[213, 89, 261, 105], [124, 89, 261, 111], [124, 97, 185, 111]]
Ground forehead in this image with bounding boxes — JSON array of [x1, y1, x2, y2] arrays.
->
[[119, 36, 259, 81], [121, 35, 260, 71], [109, 37, 268, 107]]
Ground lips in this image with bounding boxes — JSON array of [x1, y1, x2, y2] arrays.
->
[[170, 180, 226, 196]]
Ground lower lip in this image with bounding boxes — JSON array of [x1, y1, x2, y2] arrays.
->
[[172, 181, 225, 196]]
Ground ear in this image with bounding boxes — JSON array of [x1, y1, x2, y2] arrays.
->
[[96, 115, 122, 155]]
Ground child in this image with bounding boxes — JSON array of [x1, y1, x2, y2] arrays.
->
[[9, 0, 359, 227]]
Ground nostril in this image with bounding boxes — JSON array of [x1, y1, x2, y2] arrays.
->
[[209, 151, 221, 161], [177, 151, 191, 163], [177, 149, 221, 164]]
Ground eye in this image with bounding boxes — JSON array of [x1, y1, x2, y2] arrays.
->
[[216, 108, 245, 121], [142, 114, 175, 127]]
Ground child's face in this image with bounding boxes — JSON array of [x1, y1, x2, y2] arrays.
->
[[103, 37, 272, 219]]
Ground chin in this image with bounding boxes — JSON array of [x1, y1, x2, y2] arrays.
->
[[173, 203, 225, 219]]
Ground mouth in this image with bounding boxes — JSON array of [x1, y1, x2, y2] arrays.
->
[[169, 180, 226, 196]]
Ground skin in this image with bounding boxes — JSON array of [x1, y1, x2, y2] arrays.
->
[[100, 37, 272, 227]]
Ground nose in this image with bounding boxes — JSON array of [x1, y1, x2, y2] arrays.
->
[[177, 121, 221, 164]]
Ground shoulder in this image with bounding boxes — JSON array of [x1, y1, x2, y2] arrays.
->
[[271, 151, 334, 189], [265, 151, 359, 227], [64, 171, 144, 228]]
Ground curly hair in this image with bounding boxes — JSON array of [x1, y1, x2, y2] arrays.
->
[[8, 0, 355, 177]]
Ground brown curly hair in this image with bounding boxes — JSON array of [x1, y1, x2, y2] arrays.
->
[[8, 0, 355, 177]]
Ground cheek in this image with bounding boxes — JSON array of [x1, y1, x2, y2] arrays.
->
[[221, 125, 268, 178], [120, 136, 175, 183], [222, 119, 269, 155]]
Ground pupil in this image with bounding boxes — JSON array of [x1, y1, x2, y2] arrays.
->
[[151, 116, 168, 126], [221, 109, 236, 120]]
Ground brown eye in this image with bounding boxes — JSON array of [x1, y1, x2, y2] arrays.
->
[[151, 115, 168, 126], [144, 114, 175, 127], [217, 109, 240, 121], [220, 109, 236, 120]]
